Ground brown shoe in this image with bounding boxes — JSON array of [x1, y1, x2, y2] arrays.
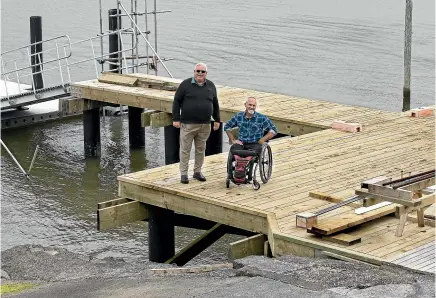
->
[[181, 175, 189, 184], [193, 172, 206, 182]]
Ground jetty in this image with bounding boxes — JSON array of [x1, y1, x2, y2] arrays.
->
[[70, 73, 435, 273]]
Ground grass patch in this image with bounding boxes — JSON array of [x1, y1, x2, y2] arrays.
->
[[0, 282, 38, 294]]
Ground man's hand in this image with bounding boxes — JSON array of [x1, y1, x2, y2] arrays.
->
[[258, 138, 265, 145], [213, 122, 220, 131], [232, 140, 243, 145], [173, 121, 180, 128]]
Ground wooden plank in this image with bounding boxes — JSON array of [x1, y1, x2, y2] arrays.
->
[[141, 110, 159, 127], [118, 180, 269, 234], [229, 234, 266, 260], [165, 223, 227, 266], [61, 98, 108, 114], [150, 112, 172, 128], [367, 184, 413, 200], [97, 197, 132, 209], [150, 263, 233, 275], [321, 251, 379, 268], [98, 72, 138, 86], [273, 231, 386, 265], [308, 192, 362, 208], [310, 205, 397, 235], [97, 200, 148, 231], [320, 233, 362, 246], [264, 241, 272, 257], [356, 189, 424, 207], [355, 202, 392, 215]]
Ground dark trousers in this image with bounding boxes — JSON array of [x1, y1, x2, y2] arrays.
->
[[228, 143, 261, 180], [230, 143, 262, 156]]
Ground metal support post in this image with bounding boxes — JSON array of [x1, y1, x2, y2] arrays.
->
[[128, 106, 145, 148], [205, 122, 223, 156], [148, 204, 175, 263], [83, 108, 101, 157], [164, 125, 180, 165], [108, 9, 122, 73], [30, 16, 43, 90]]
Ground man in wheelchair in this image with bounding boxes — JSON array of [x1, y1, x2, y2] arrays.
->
[[224, 97, 278, 189]]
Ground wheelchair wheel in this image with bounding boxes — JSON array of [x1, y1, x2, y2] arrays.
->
[[226, 151, 233, 179], [252, 180, 260, 190], [259, 144, 273, 184]]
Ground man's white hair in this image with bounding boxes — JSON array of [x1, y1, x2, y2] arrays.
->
[[194, 63, 208, 71], [245, 97, 259, 107]]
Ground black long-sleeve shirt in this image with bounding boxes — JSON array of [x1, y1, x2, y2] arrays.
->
[[172, 78, 220, 124]]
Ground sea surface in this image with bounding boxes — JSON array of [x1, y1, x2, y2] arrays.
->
[[1, 0, 434, 263]]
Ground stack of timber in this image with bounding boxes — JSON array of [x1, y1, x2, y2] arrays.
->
[[70, 74, 435, 273]]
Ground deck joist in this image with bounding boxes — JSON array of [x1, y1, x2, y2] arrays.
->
[[72, 74, 435, 273]]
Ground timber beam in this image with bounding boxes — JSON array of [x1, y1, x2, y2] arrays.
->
[[70, 83, 328, 136], [229, 234, 267, 260], [61, 98, 115, 114], [97, 198, 254, 236], [165, 223, 229, 266]]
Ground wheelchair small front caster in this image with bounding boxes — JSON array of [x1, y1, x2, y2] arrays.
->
[[252, 180, 260, 190], [226, 179, 230, 188]]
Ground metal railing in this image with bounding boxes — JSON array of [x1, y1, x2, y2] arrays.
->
[[1, 0, 174, 107]]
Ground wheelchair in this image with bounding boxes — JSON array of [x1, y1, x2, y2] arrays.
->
[[226, 143, 273, 190]]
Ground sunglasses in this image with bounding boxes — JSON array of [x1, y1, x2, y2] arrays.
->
[[195, 70, 207, 74]]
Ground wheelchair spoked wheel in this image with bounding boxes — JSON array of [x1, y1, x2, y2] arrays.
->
[[252, 163, 261, 190], [259, 144, 273, 184], [226, 152, 233, 188]]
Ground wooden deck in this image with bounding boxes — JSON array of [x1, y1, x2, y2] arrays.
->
[[72, 74, 435, 273]]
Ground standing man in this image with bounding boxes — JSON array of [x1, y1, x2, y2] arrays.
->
[[224, 97, 277, 155], [172, 63, 221, 184]]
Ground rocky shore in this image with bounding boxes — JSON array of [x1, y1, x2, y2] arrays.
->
[[1, 245, 434, 297]]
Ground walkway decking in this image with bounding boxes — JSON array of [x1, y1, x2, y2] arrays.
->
[[72, 74, 435, 273]]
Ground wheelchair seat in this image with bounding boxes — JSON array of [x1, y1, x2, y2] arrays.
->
[[231, 149, 259, 158]]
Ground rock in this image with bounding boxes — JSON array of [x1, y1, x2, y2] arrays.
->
[[44, 250, 59, 256], [1, 269, 10, 279]]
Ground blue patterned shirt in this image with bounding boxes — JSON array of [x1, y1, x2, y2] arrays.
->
[[224, 111, 278, 143]]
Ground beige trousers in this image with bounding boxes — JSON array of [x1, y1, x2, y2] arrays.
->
[[179, 123, 211, 175]]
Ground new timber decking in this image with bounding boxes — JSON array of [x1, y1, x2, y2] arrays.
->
[[72, 73, 435, 273]]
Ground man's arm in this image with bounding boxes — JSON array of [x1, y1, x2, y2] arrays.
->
[[211, 85, 220, 123], [258, 116, 278, 144], [224, 114, 239, 144], [172, 82, 185, 122]]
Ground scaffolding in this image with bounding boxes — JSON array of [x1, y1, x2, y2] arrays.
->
[[0, 0, 173, 109]]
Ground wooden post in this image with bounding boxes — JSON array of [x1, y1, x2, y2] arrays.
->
[[30, 16, 43, 90], [403, 0, 412, 112]]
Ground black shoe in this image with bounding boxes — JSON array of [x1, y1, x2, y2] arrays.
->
[[181, 175, 189, 184], [193, 172, 206, 182]]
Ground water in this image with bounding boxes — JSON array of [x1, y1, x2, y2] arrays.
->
[[1, 0, 434, 263]]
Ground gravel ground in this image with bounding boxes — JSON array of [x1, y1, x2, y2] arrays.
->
[[1, 245, 434, 298]]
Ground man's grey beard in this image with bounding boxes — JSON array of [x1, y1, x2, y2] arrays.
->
[[247, 109, 255, 115]]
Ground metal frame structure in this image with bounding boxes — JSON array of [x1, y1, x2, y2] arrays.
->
[[1, 0, 173, 110]]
